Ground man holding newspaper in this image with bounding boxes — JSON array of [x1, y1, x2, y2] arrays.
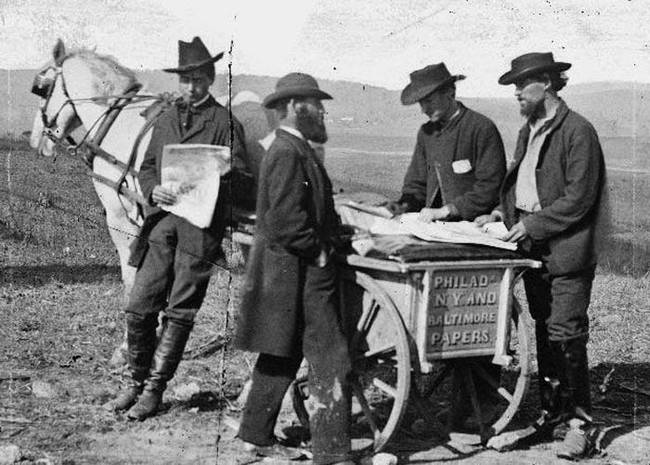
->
[[104, 37, 249, 421]]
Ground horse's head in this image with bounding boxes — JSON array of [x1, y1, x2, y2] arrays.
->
[[30, 39, 139, 157], [30, 39, 82, 157]]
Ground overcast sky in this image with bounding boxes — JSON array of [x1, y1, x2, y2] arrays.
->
[[0, 0, 647, 97]]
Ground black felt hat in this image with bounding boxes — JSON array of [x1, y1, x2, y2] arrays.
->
[[163, 36, 224, 74], [498, 52, 571, 85], [400, 63, 465, 105], [262, 73, 333, 108]]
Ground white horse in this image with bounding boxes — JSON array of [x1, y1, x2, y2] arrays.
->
[[30, 40, 153, 302], [30, 39, 271, 364]]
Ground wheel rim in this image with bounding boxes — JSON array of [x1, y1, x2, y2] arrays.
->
[[410, 295, 531, 440], [291, 270, 411, 452], [484, 295, 531, 435]]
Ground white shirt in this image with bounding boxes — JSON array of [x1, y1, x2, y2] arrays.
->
[[515, 111, 556, 212]]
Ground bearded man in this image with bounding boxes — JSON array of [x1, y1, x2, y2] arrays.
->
[[477, 52, 606, 459], [104, 37, 248, 420], [234, 73, 353, 465]]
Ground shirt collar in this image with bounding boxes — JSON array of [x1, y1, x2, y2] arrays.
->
[[192, 93, 211, 108], [279, 125, 305, 141]]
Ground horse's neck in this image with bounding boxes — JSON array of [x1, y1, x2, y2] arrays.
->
[[76, 103, 150, 168]]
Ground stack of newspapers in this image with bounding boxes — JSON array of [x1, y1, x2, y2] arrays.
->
[[336, 199, 516, 253]]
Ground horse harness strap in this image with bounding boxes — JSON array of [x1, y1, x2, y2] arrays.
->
[[79, 83, 143, 168], [113, 97, 173, 202], [79, 85, 172, 209]]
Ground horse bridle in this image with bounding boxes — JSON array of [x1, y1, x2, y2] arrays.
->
[[31, 64, 82, 153]]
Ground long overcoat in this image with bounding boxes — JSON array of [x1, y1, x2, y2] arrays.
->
[[128, 96, 247, 267], [234, 129, 340, 357], [500, 100, 606, 275]]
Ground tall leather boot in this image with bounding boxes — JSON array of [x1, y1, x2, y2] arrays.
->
[[554, 338, 594, 460], [126, 318, 193, 421], [535, 323, 559, 414], [104, 312, 158, 412]]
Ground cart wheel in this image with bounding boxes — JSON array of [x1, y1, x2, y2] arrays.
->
[[413, 295, 531, 441], [291, 270, 411, 452], [486, 295, 531, 435]]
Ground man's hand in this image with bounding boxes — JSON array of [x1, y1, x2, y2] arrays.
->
[[418, 206, 450, 222], [504, 221, 528, 242], [151, 185, 178, 206], [383, 200, 408, 216], [474, 213, 500, 227]]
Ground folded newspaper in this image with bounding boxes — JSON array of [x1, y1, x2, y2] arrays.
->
[[336, 200, 516, 252], [160, 144, 231, 228]]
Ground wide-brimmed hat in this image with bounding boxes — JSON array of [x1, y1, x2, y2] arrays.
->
[[400, 63, 465, 105], [163, 36, 224, 74], [498, 52, 571, 85], [262, 73, 332, 109]]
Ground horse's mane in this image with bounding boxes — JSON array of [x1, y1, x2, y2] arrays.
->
[[66, 49, 139, 102]]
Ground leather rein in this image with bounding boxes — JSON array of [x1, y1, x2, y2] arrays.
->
[[32, 64, 172, 211]]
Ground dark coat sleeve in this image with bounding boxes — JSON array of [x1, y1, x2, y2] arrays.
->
[[522, 123, 603, 241], [399, 130, 428, 211], [229, 118, 248, 173], [263, 143, 321, 259], [451, 121, 506, 220], [138, 124, 163, 205]]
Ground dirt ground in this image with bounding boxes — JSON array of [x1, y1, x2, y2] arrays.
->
[[2, 145, 650, 464]]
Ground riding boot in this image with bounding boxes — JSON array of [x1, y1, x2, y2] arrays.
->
[[104, 312, 158, 412], [554, 338, 594, 459], [561, 338, 592, 418], [535, 323, 560, 415], [126, 318, 193, 421]]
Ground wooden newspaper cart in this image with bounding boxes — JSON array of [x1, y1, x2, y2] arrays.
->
[[232, 214, 541, 453]]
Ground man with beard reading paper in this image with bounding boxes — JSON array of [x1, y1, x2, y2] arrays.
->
[[104, 37, 249, 421], [234, 73, 353, 465], [476, 52, 606, 460], [386, 62, 507, 435]]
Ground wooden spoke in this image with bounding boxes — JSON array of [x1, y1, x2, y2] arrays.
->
[[497, 387, 514, 403], [357, 299, 380, 335], [357, 343, 396, 362], [471, 361, 500, 390], [372, 378, 398, 398], [418, 363, 453, 399], [351, 379, 380, 439]]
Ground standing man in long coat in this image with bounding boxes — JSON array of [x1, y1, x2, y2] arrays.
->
[[477, 52, 606, 459], [234, 73, 353, 465], [104, 37, 248, 420]]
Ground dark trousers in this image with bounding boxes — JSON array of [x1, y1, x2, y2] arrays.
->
[[125, 214, 222, 323], [238, 262, 352, 465], [524, 264, 595, 416]]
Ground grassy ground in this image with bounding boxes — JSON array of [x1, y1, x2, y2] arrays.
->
[[1, 138, 649, 464]]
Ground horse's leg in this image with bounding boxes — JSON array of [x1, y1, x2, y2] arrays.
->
[[93, 182, 141, 367]]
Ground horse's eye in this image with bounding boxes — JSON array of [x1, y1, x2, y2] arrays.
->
[[31, 73, 53, 99]]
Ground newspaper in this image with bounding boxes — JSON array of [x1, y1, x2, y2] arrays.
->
[[336, 204, 516, 252], [160, 144, 231, 228]]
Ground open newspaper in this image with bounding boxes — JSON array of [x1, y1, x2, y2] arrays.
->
[[160, 144, 231, 228], [336, 199, 516, 253]]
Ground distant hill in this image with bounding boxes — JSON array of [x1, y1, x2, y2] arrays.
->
[[3, 68, 649, 161]]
